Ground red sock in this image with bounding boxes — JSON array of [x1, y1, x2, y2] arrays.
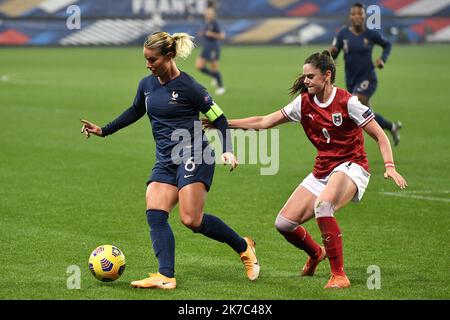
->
[[316, 217, 345, 276], [279, 226, 322, 259]]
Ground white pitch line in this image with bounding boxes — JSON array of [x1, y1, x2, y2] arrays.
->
[[397, 190, 450, 194], [380, 192, 450, 203]]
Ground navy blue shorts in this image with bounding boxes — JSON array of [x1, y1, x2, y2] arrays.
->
[[201, 46, 220, 61], [348, 74, 378, 98], [147, 158, 215, 192]]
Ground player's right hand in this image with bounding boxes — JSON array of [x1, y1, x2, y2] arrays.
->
[[375, 58, 385, 69], [81, 119, 103, 138]]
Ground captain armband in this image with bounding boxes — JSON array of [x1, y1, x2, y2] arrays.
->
[[204, 103, 224, 122]]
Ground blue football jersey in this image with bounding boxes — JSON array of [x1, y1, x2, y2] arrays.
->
[[332, 27, 392, 89], [121, 72, 214, 166], [201, 19, 222, 47]]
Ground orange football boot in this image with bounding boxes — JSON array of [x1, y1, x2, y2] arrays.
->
[[324, 274, 351, 289], [130, 272, 176, 289], [301, 246, 327, 276], [239, 237, 260, 281]]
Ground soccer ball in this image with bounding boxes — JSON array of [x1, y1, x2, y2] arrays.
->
[[88, 245, 126, 282]]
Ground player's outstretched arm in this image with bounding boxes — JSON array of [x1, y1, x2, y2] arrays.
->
[[363, 119, 408, 189], [227, 110, 289, 130], [81, 119, 103, 138]]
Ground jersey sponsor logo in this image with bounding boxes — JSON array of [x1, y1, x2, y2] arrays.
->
[[307, 114, 314, 120], [332, 113, 343, 126]]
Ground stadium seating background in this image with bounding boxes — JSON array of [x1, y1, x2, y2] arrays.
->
[[1, 0, 450, 45]]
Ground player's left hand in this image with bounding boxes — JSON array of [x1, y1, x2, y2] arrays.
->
[[375, 58, 385, 69], [201, 118, 214, 130], [384, 167, 407, 189], [221, 152, 238, 172]]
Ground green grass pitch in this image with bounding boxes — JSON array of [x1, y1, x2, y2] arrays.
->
[[0, 45, 449, 300]]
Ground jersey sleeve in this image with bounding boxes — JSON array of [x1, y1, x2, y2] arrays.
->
[[372, 30, 392, 63], [331, 27, 345, 58], [130, 79, 147, 112], [101, 79, 147, 136], [189, 78, 232, 153], [347, 96, 375, 127], [281, 95, 302, 122], [189, 80, 215, 114], [212, 20, 222, 33]]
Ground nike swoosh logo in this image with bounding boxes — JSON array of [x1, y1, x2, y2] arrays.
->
[[184, 174, 194, 178]]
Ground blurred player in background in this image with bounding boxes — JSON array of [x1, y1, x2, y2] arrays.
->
[[207, 50, 407, 289], [195, 3, 226, 95], [81, 32, 259, 289], [330, 2, 402, 146]]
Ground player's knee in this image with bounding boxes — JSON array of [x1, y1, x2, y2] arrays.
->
[[179, 211, 202, 230], [313, 199, 336, 218], [274, 214, 299, 233]]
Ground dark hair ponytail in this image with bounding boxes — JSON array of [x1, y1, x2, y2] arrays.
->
[[289, 50, 336, 96], [289, 74, 307, 96]]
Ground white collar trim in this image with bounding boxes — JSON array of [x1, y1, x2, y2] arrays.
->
[[314, 86, 337, 108]]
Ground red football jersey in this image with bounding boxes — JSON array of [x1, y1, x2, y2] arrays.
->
[[281, 86, 375, 178]]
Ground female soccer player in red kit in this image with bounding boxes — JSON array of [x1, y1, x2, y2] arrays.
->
[[208, 50, 407, 289]]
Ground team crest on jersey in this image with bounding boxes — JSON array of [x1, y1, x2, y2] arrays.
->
[[169, 91, 179, 104], [332, 113, 343, 126]]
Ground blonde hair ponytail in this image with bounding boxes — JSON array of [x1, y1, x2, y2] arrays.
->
[[144, 32, 195, 60], [171, 33, 195, 59]]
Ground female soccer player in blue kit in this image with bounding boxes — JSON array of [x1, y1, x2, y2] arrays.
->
[[195, 5, 226, 95], [80, 32, 259, 289], [330, 3, 402, 145]]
